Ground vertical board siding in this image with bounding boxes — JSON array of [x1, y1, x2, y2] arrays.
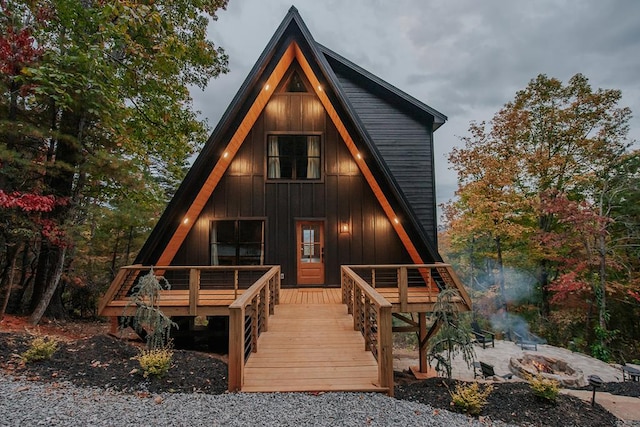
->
[[335, 71, 437, 241], [172, 67, 412, 285]]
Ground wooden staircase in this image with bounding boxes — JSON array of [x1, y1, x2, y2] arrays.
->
[[241, 289, 387, 394]]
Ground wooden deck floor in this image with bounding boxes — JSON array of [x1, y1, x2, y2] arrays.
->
[[280, 287, 342, 304], [241, 302, 385, 393]]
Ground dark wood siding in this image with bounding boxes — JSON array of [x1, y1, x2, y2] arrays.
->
[[334, 70, 437, 242], [172, 86, 411, 285]]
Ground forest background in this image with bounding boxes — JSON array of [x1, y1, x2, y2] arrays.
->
[[1, 0, 638, 361]]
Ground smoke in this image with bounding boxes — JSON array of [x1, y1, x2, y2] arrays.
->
[[502, 267, 537, 304], [471, 265, 537, 304], [489, 311, 547, 344]]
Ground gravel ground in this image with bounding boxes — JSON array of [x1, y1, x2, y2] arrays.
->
[[0, 375, 517, 427]]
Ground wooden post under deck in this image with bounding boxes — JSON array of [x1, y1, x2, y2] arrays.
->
[[418, 312, 427, 373]]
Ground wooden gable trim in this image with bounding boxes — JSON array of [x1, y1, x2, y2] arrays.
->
[[292, 43, 428, 270], [155, 43, 297, 266], [156, 41, 429, 284]]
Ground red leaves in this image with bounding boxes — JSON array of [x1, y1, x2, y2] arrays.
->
[[0, 26, 42, 77], [548, 271, 589, 304], [0, 191, 70, 246], [0, 190, 60, 212]]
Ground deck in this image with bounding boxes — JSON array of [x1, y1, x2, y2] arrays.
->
[[99, 264, 471, 397], [242, 291, 384, 393]]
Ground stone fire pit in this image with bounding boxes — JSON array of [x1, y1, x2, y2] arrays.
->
[[509, 353, 586, 387]]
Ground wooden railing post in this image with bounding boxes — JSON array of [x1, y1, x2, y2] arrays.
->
[[228, 306, 244, 391], [353, 286, 362, 332], [234, 269, 239, 299], [340, 267, 346, 304], [189, 268, 200, 316], [378, 304, 393, 397], [398, 266, 408, 312]]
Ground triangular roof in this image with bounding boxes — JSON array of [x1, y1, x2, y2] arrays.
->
[[136, 6, 447, 266]]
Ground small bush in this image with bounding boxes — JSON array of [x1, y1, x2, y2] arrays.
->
[[135, 348, 173, 378], [21, 336, 58, 363], [527, 374, 560, 401], [449, 382, 493, 415]]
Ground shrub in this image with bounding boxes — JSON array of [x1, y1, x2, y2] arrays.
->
[[124, 268, 177, 351], [527, 374, 560, 401], [449, 381, 493, 415], [135, 348, 173, 378], [21, 335, 58, 363]]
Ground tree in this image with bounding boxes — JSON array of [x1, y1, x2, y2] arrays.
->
[[0, 0, 229, 323], [446, 121, 534, 310], [427, 288, 475, 378], [444, 74, 636, 357]]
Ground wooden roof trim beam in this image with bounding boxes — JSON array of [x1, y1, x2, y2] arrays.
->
[[293, 44, 432, 284], [155, 44, 297, 266]]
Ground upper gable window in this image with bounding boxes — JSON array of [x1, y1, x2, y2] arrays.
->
[[267, 135, 321, 180], [286, 71, 308, 92]]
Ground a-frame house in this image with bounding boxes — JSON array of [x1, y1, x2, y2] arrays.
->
[[100, 6, 471, 396]]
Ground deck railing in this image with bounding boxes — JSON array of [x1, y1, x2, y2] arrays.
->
[[346, 264, 472, 311], [228, 265, 281, 392], [341, 266, 393, 396], [98, 265, 276, 316]]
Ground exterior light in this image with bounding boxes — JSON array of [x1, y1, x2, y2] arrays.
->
[[356, 153, 362, 160], [394, 217, 399, 224], [339, 222, 350, 234], [317, 85, 322, 91], [264, 84, 270, 91], [183, 217, 189, 224], [223, 151, 229, 158]]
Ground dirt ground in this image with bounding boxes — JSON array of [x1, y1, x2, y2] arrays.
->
[[1, 316, 638, 426]]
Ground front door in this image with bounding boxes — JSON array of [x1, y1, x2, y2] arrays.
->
[[296, 221, 324, 285]]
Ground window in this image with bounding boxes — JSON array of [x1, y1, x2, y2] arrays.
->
[[211, 220, 264, 265], [286, 71, 308, 92], [267, 135, 321, 180]]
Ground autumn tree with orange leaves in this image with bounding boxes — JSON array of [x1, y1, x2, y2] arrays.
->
[[444, 73, 639, 360]]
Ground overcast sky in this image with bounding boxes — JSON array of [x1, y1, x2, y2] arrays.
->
[[191, 0, 640, 218]]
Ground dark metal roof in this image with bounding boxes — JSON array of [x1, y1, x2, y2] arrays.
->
[[318, 45, 447, 130], [136, 5, 444, 265]]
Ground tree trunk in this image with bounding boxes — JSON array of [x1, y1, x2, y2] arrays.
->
[[597, 232, 607, 330], [18, 241, 38, 314], [29, 246, 67, 325], [0, 243, 23, 320], [110, 230, 121, 280], [538, 262, 551, 317], [495, 236, 507, 311], [125, 226, 134, 265], [30, 239, 53, 312]]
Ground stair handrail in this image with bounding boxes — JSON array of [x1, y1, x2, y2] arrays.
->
[[341, 266, 394, 396], [228, 265, 281, 392]]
